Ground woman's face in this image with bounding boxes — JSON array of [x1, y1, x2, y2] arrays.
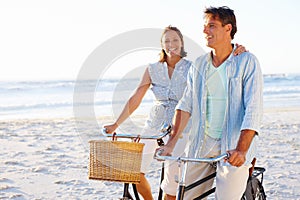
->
[[161, 30, 182, 58]]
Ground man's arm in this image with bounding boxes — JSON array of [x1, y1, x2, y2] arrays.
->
[[157, 109, 191, 156], [227, 54, 263, 167], [227, 130, 256, 167]]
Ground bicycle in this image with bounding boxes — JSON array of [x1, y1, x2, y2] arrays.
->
[[155, 151, 267, 200], [95, 125, 266, 200], [98, 123, 172, 200]]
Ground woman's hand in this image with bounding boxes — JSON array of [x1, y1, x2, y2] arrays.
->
[[155, 144, 174, 161], [103, 123, 118, 134], [234, 43, 248, 55]]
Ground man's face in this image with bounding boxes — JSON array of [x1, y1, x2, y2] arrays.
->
[[203, 15, 231, 49]]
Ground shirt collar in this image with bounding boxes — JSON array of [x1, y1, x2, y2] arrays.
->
[[206, 44, 236, 64]]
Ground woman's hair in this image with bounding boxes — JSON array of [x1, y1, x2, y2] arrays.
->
[[159, 25, 187, 62], [204, 6, 237, 39]]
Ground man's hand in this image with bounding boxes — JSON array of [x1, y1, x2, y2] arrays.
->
[[226, 149, 247, 167], [226, 129, 256, 167]]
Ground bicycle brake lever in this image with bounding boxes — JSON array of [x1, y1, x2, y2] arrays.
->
[[160, 123, 172, 134]]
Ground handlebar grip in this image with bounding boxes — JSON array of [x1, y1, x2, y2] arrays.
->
[[154, 149, 168, 161], [226, 152, 231, 159], [101, 128, 109, 135]]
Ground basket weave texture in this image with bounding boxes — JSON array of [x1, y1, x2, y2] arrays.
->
[[89, 140, 144, 184]]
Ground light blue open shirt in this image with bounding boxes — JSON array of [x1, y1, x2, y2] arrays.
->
[[176, 49, 263, 165]]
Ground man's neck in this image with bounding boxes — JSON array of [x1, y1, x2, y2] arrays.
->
[[211, 44, 233, 67]]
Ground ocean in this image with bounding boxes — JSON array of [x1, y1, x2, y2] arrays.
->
[[1, 73, 300, 120]]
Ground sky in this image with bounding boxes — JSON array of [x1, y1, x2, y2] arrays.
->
[[0, 0, 300, 81]]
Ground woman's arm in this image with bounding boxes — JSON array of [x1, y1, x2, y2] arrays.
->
[[103, 68, 151, 133], [234, 43, 248, 55]]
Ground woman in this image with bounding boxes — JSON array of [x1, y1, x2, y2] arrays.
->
[[104, 26, 246, 200]]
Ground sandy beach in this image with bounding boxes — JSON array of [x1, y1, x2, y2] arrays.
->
[[1, 108, 300, 200]]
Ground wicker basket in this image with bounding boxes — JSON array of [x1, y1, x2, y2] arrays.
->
[[89, 140, 144, 184]]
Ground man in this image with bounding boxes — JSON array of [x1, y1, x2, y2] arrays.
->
[[158, 6, 263, 199]]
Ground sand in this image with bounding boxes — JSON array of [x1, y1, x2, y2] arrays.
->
[[1, 108, 300, 199]]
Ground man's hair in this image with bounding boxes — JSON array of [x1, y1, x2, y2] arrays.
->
[[159, 25, 187, 62], [204, 6, 237, 39]]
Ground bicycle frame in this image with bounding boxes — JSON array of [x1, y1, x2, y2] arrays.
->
[[100, 126, 265, 200], [155, 152, 229, 200]]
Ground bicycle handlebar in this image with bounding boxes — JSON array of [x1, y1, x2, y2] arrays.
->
[[154, 150, 229, 163], [101, 123, 172, 140]]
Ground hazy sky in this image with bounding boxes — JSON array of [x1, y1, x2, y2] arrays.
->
[[1, 0, 299, 81]]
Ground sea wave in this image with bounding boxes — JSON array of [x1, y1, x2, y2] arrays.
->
[[0, 102, 72, 112], [1, 74, 299, 119]]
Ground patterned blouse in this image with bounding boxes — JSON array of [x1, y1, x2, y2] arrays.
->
[[142, 58, 192, 134]]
